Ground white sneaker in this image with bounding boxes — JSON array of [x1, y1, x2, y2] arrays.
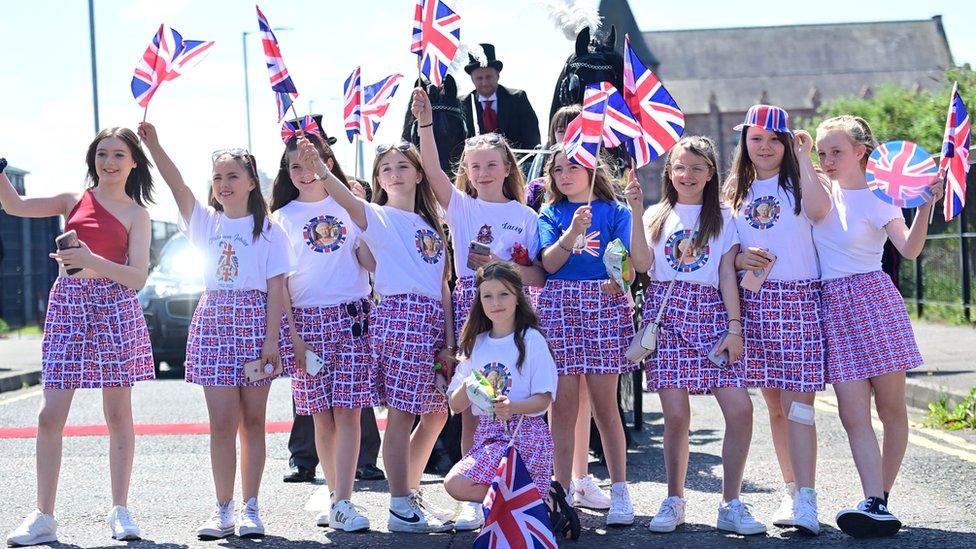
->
[[330, 500, 370, 532], [238, 497, 264, 538], [717, 499, 767, 535], [106, 506, 140, 541], [648, 496, 685, 533], [770, 482, 795, 527], [315, 499, 333, 527], [197, 501, 235, 540], [793, 487, 820, 535], [411, 490, 455, 524], [572, 475, 611, 510], [453, 501, 484, 531], [606, 484, 635, 526], [388, 496, 453, 533], [6, 510, 57, 547]]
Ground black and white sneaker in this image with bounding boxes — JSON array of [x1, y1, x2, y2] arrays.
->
[[836, 497, 901, 538], [387, 496, 453, 533]]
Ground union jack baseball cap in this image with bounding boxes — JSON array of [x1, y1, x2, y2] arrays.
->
[[733, 104, 793, 136]]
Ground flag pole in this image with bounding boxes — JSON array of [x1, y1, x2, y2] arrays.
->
[[142, 105, 148, 124], [471, 94, 481, 136], [933, 81, 959, 224], [586, 107, 610, 207], [353, 133, 360, 180]]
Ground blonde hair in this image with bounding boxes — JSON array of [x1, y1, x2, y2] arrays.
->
[[454, 136, 526, 203], [816, 115, 878, 168]]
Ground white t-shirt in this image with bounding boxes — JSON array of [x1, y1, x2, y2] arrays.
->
[[446, 188, 541, 278], [643, 203, 740, 289], [732, 175, 820, 281], [448, 328, 557, 417], [360, 202, 445, 300], [812, 183, 903, 281], [181, 199, 294, 292], [272, 197, 371, 307]]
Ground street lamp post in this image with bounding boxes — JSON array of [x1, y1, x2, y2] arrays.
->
[[242, 27, 291, 152], [88, 0, 100, 133]]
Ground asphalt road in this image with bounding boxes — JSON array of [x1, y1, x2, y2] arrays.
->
[[1, 374, 974, 548]]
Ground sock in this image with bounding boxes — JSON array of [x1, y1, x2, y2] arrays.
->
[[390, 496, 412, 512], [611, 482, 627, 492], [883, 491, 889, 504]]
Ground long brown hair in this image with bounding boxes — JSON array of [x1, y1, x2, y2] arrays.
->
[[270, 134, 350, 212], [726, 127, 802, 215], [458, 261, 552, 372], [646, 136, 724, 252], [370, 143, 445, 243], [454, 134, 526, 203], [543, 147, 618, 204], [210, 152, 269, 242], [85, 127, 155, 207]]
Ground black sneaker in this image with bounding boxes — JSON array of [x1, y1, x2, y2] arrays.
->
[[836, 497, 901, 538]]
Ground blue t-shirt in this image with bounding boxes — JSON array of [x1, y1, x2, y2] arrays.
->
[[538, 199, 632, 281]]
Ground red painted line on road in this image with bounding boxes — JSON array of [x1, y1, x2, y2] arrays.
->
[[0, 418, 388, 439]]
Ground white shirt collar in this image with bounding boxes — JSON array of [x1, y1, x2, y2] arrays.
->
[[478, 92, 497, 103]]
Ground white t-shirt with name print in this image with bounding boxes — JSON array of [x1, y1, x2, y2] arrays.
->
[[812, 183, 903, 281], [272, 197, 371, 307], [446, 188, 542, 278], [448, 327, 558, 417], [732, 175, 820, 281], [360, 202, 446, 300], [181, 199, 294, 293], [644, 203, 739, 289]]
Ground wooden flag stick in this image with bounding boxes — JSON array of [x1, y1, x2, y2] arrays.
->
[[470, 94, 481, 136]]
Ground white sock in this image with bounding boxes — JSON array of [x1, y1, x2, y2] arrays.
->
[[390, 496, 412, 512], [611, 482, 628, 492]]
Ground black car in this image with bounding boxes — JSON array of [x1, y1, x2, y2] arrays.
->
[[138, 234, 205, 372]]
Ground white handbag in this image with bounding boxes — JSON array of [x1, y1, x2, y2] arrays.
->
[[626, 276, 678, 363]]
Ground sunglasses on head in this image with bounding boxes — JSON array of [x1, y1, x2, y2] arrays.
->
[[212, 148, 258, 178], [345, 298, 372, 338], [375, 142, 413, 155], [465, 133, 503, 148]]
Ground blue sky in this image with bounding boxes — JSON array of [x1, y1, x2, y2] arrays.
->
[[2, 0, 973, 222]]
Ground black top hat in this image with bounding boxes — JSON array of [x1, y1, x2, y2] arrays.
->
[[464, 43, 503, 74], [284, 114, 337, 145]]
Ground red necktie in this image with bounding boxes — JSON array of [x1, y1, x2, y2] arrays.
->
[[482, 99, 497, 133]]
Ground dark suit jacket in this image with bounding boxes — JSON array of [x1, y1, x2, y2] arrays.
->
[[460, 85, 541, 151]]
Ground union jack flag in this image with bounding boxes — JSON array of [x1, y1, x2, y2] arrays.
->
[[417, 0, 461, 87], [410, 0, 424, 56], [474, 444, 557, 549], [361, 74, 404, 142], [131, 24, 214, 108], [256, 5, 298, 121], [573, 229, 602, 257], [622, 34, 684, 167], [563, 83, 641, 169], [866, 140, 938, 209], [343, 67, 362, 143], [941, 82, 971, 221]]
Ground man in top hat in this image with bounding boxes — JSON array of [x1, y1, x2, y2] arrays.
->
[[460, 43, 541, 151]]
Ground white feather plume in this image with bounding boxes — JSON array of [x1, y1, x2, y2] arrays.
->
[[449, 42, 486, 75], [536, 0, 601, 41]]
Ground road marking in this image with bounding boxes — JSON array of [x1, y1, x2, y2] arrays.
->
[[0, 417, 390, 439], [0, 387, 42, 406]]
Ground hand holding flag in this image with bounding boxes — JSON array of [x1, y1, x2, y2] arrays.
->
[[131, 24, 214, 112]]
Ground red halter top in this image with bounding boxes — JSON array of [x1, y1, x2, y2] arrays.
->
[[64, 191, 129, 265]]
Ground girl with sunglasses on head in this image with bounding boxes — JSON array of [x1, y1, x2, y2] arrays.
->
[[295, 137, 456, 533], [138, 122, 294, 540], [412, 87, 546, 530], [269, 123, 375, 532], [537, 147, 637, 537]]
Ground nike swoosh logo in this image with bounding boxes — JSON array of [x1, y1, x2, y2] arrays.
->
[[389, 510, 421, 523]]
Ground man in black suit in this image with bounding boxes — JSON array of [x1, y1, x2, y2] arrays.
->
[[460, 43, 541, 151]]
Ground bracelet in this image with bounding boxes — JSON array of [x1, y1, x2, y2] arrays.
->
[[444, 344, 457, 352], [419, 122, 433, 128], [0, 158, 7, 174], [558, 241, 574, 253], [728, 318, 742, 325], [727, 331, 743, 338]]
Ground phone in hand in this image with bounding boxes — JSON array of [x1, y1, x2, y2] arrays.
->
[[305, 350, 325, 377], [708, 332, 730, 368], [243, 358, 281, 383], [466, 241, 491, 270], [55, 230, 83, 275], [740, 251, 776, 293]]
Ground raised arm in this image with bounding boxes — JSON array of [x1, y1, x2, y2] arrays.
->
[[138, 122, 196, 222], [412, 87, 455, 209], [298, 138, 368, 230], [795, 130, 831, 222], [0, 169, 75, 219], [624, 171, 652, 273]]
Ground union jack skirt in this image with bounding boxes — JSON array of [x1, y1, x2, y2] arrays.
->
[[185, 289, 283, 387], [42, 277, 154, 389], [371, 293, 448, 415], [280, 300, 377, 414], [642, 281, 746, 394], [742, 279, 825, 393], [821, 271, 922, 383], [453, 414, 553, 498]]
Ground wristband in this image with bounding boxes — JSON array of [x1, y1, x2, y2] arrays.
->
[[557, 240, 574, 253], [0, 158, 7, 174], [728, 318, 742, 325], [419, 122, 433, 128]]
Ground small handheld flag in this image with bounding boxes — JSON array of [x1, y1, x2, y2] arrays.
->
[[622, 34, 684, 167], [941, 82, 971, 222], [361, 74, 404, 142], [131, 24, 214, 110], [417, 0, 461, 87], [866, 140, 938, 209], [256, 4, 299, 121], [343, 67, 362, 143]]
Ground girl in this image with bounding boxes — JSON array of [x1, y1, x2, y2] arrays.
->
[[2, 130, 154, 546], [725, 105, 831, 535], [413, 88, 546, 530], [139, 122, 293, 540], [270, 131, 374, 532], [444, 261, 557, 509], [295, 137, 455, 533], [628, 136, 765, 536], [537, 147, 636, 536], [813, 116, 942, 538]]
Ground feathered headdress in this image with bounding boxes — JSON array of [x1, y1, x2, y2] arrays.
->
[[449, 42, 487, 75], [536, 0, 602, 40]]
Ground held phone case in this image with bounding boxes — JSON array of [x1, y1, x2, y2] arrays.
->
[[708, 332, 730, 368], [740, 252, 777, 293], [243, 359, 282, 383], [55, 230, 83, 275], [305, 350, 325, 376], [466, 241, 491, 270]]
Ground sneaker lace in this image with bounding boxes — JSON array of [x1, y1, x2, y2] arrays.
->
[[656, 499, 678, 520], [243, 502, 260, 523], [728, 500, 757, 520], [115, 507, 135, 527]]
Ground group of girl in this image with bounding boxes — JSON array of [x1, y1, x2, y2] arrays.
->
[[1, 93, 939, 545]]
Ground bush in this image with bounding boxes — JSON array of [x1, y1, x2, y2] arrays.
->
[[924, 386, 976, 430]]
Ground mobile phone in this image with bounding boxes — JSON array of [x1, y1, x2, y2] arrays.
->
[[740, 251, 777, 293], [305, 350, 325, 377], [466, 241, 491, 270], [708, 333, 730, 368], [243, 358, 281, 383], [55, 230, 83, 275]]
